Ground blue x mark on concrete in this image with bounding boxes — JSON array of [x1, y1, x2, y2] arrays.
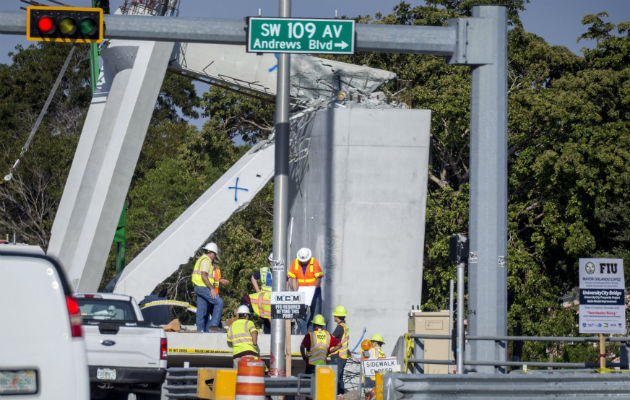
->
[[268, 54, 278, 72], [228, 177, 249, 202]]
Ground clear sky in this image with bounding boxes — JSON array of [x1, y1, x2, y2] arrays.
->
[[0, 0, 628, 62]]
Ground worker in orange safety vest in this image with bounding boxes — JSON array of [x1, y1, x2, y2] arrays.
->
[[288, 247, 323, 334], [248, 291, 272, 333]]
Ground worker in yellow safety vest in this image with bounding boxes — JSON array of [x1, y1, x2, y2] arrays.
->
[[329, 305, 350, 394], [362, 334, 387, 400], [191, 242, 229, 333], [300, 314, 340, 375], [227, 305, 259, 369], [251, 252, 274, 293]]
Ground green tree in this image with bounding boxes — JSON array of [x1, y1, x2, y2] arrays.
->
[[0, 43, 92, 246]]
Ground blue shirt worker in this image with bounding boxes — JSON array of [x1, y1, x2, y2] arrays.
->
[[192, 242, 229, 332], [251, 252, 273, 293]]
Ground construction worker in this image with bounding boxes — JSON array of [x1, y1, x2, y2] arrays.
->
[[288, 247, 323, 333], [247, 252, 273, 333], [300, 314, 340, 375], [330, 305, 350, 394], [191, 242, 229, 333], [248, 291, 272, 333], [363, 334, 386, 400], [227, 305, 259, 369], [251, 252, 273, 293]]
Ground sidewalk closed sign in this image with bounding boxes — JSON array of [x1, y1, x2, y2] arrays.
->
[[270, 291, 307, 319], [579, 258, 626, 334], [362, 357, 400, 377]]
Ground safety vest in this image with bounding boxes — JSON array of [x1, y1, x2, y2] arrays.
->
[[363, 346, 386, 381], [288, 258, 322, 287], [307, 329, 331, 365], [259, 266, 272, 292], [227, 319, 258, 355], [249, 291, 271, 319], [192, 255, 221, 293], [330, 322, 349, 359], [368, 347, 386, 359]]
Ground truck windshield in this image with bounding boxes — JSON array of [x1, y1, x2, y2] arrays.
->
[[77, 298, 136, 321]]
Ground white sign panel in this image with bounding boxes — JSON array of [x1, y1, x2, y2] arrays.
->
[[297, 286, 316, 306], [270, 291, 306, 319], [579, 258, 626, 334], [362, 357, 401, 378]]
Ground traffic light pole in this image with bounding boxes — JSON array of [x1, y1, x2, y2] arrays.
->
[[270, 0, 291, 378]]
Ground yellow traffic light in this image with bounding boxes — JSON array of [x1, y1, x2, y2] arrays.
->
[[26, 6, 103, 43]]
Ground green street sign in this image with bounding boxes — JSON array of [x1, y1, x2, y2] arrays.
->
[[247, 17, 355, 55]]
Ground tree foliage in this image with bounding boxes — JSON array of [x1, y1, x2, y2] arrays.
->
[[0, 2, 627, 365]]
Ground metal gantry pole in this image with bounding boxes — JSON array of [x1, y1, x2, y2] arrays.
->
[[466, 6, 508, 373], [456, 262, 465, 374], [270, 0, 291, 378], [448, 279, 454, 366]]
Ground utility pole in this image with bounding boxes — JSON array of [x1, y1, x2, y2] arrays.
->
[[270, 0, 291, 378]]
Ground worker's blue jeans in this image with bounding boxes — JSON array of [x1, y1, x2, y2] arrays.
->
[[295, 288, 322, 334], [331, 355, 347, 394], [194, 286, 223, 332]]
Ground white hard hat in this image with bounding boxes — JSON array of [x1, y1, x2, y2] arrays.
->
[[297, 247, 312, 262], [237, 305, 250, 315], [268, 253, 273, 262], [203, 242, 218, 254]]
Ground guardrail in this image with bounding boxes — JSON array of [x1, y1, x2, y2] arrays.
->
[[406, 333, 630, 371], [164, 367, 314, 399], [382, 371, 630, 399]]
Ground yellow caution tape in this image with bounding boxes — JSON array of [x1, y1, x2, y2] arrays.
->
[[140, 300, 197, 312], [168, 348, 304, 356], [169, 348, 231, 354]]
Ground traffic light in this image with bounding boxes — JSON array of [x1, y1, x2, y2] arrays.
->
[[26, 6, 103, 43]]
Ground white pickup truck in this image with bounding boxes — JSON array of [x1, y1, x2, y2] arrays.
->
[[75, 293, 167, 400]]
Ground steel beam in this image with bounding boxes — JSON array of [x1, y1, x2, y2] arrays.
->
[[0, 11, 456, 54]]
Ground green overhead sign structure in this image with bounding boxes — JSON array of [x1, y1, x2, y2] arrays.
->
[[247, 17, 355, 54]]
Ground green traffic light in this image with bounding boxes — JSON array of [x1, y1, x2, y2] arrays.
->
[[79, 18, 97, 35]]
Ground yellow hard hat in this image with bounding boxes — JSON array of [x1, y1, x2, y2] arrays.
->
[[332, 305, 347, 317], [370, 334, 385, 344], [311, 314, 326, 326]]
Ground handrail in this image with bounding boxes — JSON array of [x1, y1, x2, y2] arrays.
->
[[408, 333, 630, 342], [406, 334, 630, 371]]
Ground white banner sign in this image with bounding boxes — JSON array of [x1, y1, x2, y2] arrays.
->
[[270, 291, 305, 305], [362, 357, 400, 378], [579, 258, 626, 334]]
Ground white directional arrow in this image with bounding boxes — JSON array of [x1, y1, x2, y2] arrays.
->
[[334, 41, 349, 50]]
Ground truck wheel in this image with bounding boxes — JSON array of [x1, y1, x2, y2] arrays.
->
[[90, 386, 125, 400], [135, 383, 161, 400], [103, 392, 128, 400]]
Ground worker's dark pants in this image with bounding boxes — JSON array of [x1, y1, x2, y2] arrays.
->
[[194, 285, 223, 331], [331, 355, 347, 394]]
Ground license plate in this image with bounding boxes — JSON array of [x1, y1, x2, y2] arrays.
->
[[97, 368, 116, 380], [0, 369, 38, 394]]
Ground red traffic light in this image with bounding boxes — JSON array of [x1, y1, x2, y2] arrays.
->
[[37, 15, 55, 34], [26, 6, 103, 43]]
